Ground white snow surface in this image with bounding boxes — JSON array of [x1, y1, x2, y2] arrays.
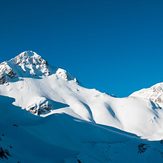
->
[[0, 51, 163, 162]]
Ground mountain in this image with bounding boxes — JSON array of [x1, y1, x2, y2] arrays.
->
[[131, 83, 163, 107], [0, 51, 163, 163]]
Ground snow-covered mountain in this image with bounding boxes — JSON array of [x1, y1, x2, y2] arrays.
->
[[0, 51, 163, 163], [131, 83, 163, 107]]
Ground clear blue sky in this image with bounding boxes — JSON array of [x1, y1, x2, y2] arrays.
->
[[0, 0, 163, 97]]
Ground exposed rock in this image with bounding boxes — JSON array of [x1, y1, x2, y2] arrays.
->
[[0, 147, 11, 160], [0, 74, 6, 84], [0, 62, 16, 84], [27, 99, 52, 116], [138, 143, 148, 154]]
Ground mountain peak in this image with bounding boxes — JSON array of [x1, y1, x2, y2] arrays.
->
[[12, 51, 47, 66], [12, 51, 50, 76], [0, 51, 50, 84], [56, 68, 77, 82], [0, 51, 77, 84], [131, 82, 163, 106], [16, 50, 39, 57]]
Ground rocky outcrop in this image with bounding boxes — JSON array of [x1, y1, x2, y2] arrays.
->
[[0, 62, 16, 84], [27, 99, 52, 115], [0, 74, 6, 84]]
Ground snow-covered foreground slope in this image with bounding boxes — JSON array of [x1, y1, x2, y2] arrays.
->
[[0, 96, 163, 163], [0, 51, 163, 162]]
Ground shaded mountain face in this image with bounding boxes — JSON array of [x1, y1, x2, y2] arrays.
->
[[0, 51, 163, 162]]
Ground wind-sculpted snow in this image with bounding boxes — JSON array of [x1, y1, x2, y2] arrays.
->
[[0, 51, 163, 162]]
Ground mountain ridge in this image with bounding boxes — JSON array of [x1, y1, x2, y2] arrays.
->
[[0, 51, 163, 162]]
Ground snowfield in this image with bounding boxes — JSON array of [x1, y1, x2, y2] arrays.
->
[[0, 51, 163, 162]]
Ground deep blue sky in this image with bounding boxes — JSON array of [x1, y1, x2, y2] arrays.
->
[[0, 0, 163, 97]]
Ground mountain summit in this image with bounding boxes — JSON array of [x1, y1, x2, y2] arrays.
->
[[0, 51, 76, 84], [0, 51, 163, 162], [12, 51, 50, 76]]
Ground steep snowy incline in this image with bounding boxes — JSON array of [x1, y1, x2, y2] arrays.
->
[[0, 96, 163, 163], [0, 51, 163, 141]]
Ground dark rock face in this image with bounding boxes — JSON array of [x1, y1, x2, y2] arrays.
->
[[37, 103, 52, 115], [0, 70, 16, 85], [138, 143, 148, 154], [7, 69, 15, 78], [0, 74, 6, 84], [0, 147, 11, 160], [0, 62, 16, 85], [27, 101, 52, 116]]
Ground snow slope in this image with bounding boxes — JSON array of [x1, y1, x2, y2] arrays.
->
[[0, 51, 163, 162], [0, 96, 163, 163]]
